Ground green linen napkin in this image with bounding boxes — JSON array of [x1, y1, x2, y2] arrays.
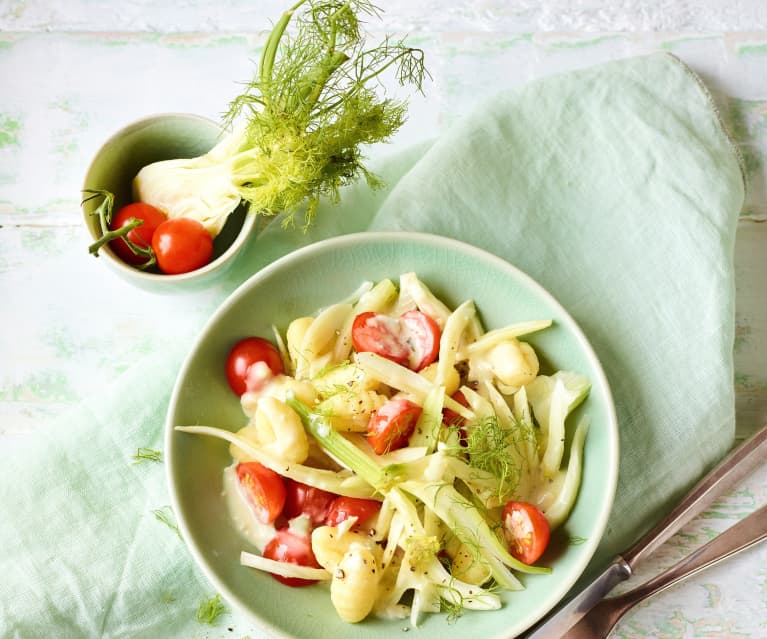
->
[[0, 52, 744, 638]]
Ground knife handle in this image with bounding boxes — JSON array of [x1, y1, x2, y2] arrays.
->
[[623, 423, 767, 569], [615, 503, 767, 609]]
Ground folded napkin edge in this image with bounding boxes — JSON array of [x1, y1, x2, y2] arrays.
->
[[664, 51, 747, 196]]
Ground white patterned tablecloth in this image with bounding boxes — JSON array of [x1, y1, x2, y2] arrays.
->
[[1, 2, 765, 638]]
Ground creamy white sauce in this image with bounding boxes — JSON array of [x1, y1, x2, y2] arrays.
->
[[367, 314, 409, 357], [367, 313, 430, 369], [245, 361, 273, 393]]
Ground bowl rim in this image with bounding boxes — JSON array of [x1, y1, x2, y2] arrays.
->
[[165, 230, 619, 638], [81, 111, 257, 283]]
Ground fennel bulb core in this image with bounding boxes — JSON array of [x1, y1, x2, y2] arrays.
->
[[132, 128, 245, 238]]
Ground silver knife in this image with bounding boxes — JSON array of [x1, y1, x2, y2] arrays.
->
[[523, 422, 767, 639], [560, 502, 767, 638]]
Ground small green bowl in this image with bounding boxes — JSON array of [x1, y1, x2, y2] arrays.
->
[[165, 232, 619, 639], [82, 113, 255, 291]]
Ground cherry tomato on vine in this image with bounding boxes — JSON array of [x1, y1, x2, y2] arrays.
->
[[263, 529, 322, 587], [151, 217, 213, 274], [367, 398, 422, 455], [225, 337, 284, 396], [325, 496, 381, 528], [282, 480, 337, 527], [235, 461, 286, 525], [108, 202, 166, 265], [502, 501, 551, 565]]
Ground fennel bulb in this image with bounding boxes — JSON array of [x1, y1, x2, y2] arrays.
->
[[133, 0, 428, 235], [133, 127, 245, 237]]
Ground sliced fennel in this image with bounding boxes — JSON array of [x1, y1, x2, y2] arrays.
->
[[526, 371, 591, 478], [398, 272, 453, 327], [379, 533, 501, 626], [287, 400, 552, 597], [544, 416, 590, 528], [355, 351, 474, 420], [376, 489, 501, 626], [436, 299, 476, 388], [407, 386, 445, 453], [175, 425, 377, 498], [287, 400, 550, 588], [460, 320, 553, 358], [399, 479, 545, 583], [241, 550, 332, 581]]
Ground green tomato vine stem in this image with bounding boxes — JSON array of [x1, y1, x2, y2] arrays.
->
[[82, 189, 157, 269]]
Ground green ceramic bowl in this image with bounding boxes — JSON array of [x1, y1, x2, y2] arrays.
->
[[166, 232, 619, 639], [82, 113, 255, 292]]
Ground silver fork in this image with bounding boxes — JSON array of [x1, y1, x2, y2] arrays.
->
[[560, 502, 767, 639]]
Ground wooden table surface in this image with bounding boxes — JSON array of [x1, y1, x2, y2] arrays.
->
[[1, 2, 765, 637]]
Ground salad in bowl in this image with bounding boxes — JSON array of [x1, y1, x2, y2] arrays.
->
[[165, 232, 618, 639]]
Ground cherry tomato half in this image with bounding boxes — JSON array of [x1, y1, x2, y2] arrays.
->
[[235, 461, 286, 525], [151, 217, 213, 274], [367, 398, 422, 455], [263, 529, 322, 587], [351, 311, 441, 371], [351, 311, 410, 366], [225, 337, 284, 396], [325, 496, 382, 528], [400, 310, 441, 370], [109, 202, 166, 265], [282, 480, 337, 527], [502, 501, 551, 565]]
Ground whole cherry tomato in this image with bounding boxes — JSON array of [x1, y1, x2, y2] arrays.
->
[[367, 398, 422, 455], [151, 217, 213, 274], [108, 202, 166, 265], [225, 337, 284, 396], [502, 501, 551, 565], [235, 461, 286, 525], [262, 529, 322, 587]]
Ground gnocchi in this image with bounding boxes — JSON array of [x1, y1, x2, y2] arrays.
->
[[250, 396, 309, 464], [331, 547, 382, 622]]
